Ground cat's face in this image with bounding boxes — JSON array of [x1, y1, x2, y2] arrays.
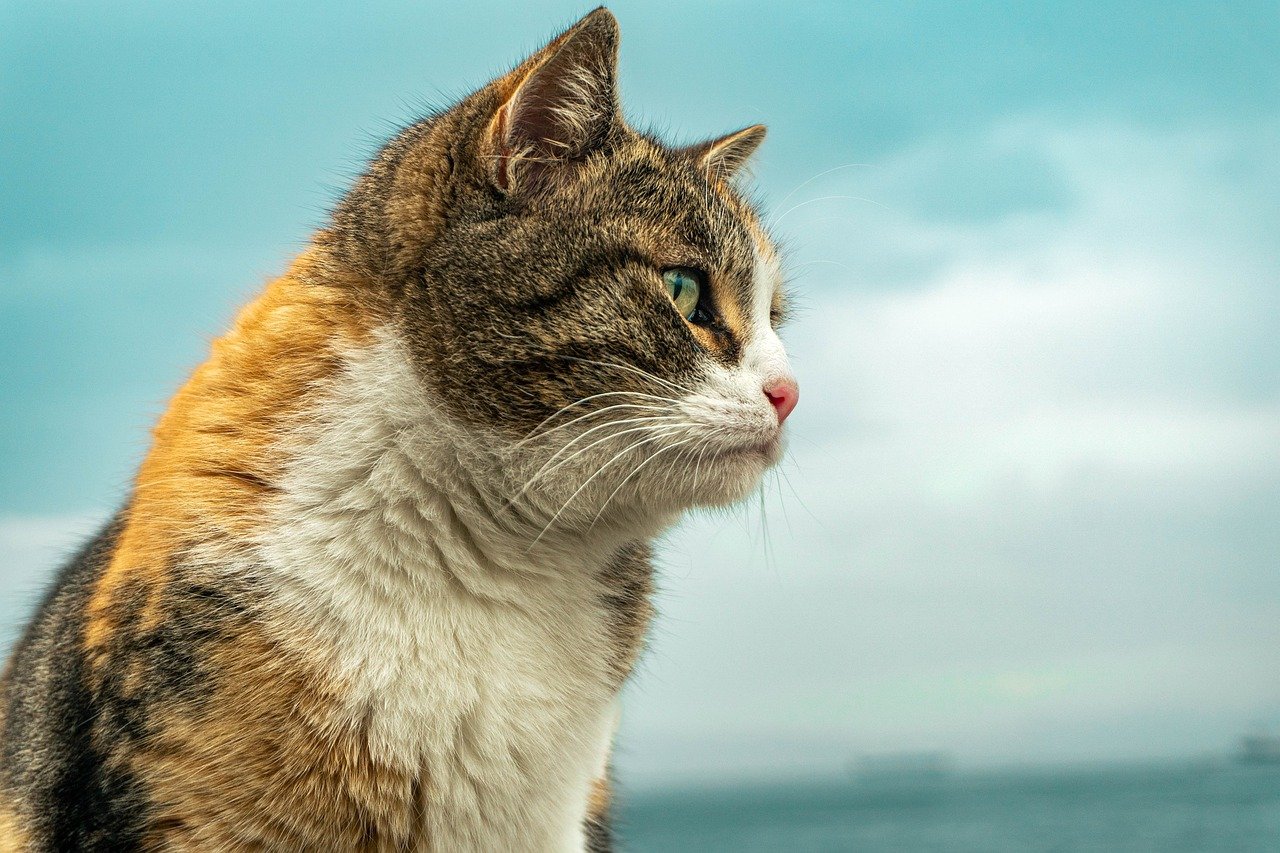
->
[[336, 9, 796, 535]]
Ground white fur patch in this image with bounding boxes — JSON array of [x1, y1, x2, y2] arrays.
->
[[742, 247, 791, 383], [256, 333, 622, 851], [675, 238, 795, 463]]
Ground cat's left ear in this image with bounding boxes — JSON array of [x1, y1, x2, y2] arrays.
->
[[683, 125, 767, 179], [484, 9, 621, 195]]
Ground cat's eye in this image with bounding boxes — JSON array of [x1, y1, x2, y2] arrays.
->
[[662, 268, 707, 323]]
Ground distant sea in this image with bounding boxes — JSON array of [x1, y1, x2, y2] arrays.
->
[[616, 763, 1280, 851]]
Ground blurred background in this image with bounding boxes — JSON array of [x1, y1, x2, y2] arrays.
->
[[3, 1, 1278, 848]]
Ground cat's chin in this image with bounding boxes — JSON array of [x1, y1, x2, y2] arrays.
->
[[677, 439, 783, 510], [582, 439, 779, 534]]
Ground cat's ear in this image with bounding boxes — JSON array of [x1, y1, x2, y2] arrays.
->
[[484, 8, 621, 194], [684, 125, 767, 179]]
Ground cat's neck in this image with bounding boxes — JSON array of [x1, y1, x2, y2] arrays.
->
[[258, 328, 649, 601], [248, 326, 634, 779]]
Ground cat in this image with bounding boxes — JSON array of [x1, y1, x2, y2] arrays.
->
[[0, 7, 797, 851]]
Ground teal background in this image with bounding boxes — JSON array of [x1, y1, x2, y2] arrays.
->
[[2, 1, 1278, 791]]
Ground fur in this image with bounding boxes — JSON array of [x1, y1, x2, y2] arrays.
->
[[0, 8, 794, 850]]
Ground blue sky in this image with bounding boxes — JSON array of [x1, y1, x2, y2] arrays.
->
[[3, 1, 1278, 786]]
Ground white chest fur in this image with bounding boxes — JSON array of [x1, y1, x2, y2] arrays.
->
[[256, 337, 625, 851]]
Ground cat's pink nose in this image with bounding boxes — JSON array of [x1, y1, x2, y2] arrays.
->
[[764, 377, 799, 425]]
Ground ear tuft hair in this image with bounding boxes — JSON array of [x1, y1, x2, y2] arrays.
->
[[486, 9, 621, 194]]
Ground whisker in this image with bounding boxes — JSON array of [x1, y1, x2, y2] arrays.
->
[[587, 434, 703, 529], [503, 417, 683, 513], [689, 435, 717, 497], [513, 401, 672, 449], [773, 452, 825, 530], [772, 468, 795, 539], [515, 390, 683, 445], [758, 483, 775, 576], [526, 430, 686, 550], [768, 194, 892, 230], [787, 259, 859, 278], [771, 162, 874, 218]]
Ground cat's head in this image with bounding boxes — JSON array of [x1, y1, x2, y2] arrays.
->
[[332, 8, 797, 537]]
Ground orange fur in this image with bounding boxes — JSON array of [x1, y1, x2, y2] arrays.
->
[[83, 244, 372, 662], [586, 777, 611, 821], [0, 805, 27, 852], [132, 627, 423, 851], [706, 279, 753, 355]]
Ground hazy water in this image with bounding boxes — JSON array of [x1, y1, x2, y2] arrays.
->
[[617, 764, 1280, 852]]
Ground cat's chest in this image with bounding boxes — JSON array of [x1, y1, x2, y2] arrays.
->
[[255, 361, 632, 847], [359, 580, 617, 850], [341, 569, 618, 767], [260, 517, 620, 849]]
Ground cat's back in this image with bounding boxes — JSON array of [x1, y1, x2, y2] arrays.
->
[[0, 514, 137, 850]]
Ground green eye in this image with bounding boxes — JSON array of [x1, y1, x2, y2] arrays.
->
[[663, 268, 704, 321]]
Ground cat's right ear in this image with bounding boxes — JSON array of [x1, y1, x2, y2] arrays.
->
[[482, 8, 621, 195]]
